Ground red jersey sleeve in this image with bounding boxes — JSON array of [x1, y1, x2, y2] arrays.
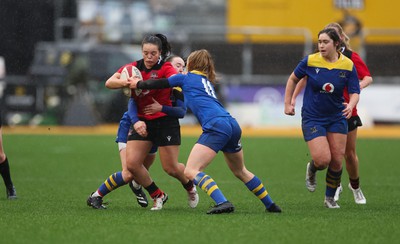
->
[[351, 52, 371, 79]]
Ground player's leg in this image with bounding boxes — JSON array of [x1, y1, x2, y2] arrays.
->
[[345, 127, 366, 204], [87, 140, 151, 209], [115, 113, 149, 206], [157, 123, 199, 208], [126, 140, 167, 210], [0, 127, 16, 199], [305, 136, 332, 192], [119, 143, 152, 208], [323, 132, 346, 208], [185, 143, 232, 214], [302, 120, 331, 192], [223, 150, 281, 213]]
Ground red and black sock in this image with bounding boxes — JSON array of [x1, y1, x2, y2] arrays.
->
[[349, 177, 360, 189], [145, 181, 163, 199], [182, 180, 194, 191]]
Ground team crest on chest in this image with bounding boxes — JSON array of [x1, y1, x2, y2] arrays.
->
[[150, 72, 158, 79]]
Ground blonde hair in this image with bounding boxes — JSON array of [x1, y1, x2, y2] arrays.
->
[[325, 22, 352, 50], [187, 49, 217, 83]]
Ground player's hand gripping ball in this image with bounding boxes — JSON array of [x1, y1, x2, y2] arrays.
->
[[120, 65, 142, 97]]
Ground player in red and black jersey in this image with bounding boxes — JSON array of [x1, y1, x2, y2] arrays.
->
[[87, 34, 198, 211]]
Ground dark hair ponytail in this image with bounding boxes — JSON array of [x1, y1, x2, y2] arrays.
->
[[155, 34, 171, 60], [142, 33, 171, 61]]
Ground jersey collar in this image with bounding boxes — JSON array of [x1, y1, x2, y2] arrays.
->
[[190, 70, 207, 77]]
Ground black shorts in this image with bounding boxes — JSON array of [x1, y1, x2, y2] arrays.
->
[[347, 115, 362, 132], [128, 116, 181, 146]]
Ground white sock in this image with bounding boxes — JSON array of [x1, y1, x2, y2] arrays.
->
[[91, 190, 101, 198], [131, 180, 142, 190]]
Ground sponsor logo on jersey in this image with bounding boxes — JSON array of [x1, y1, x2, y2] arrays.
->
[[321, 83, 334, 93]]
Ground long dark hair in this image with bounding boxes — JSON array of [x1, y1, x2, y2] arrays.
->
[[141, 33, 172, 60]]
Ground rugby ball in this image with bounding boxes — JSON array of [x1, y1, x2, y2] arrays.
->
[[120, 65, 142, 97]]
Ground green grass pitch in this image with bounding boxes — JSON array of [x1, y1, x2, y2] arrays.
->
[[1, 134, 399, 243]]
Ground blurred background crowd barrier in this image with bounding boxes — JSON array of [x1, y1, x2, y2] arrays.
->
[[0, 0, 399, 127]]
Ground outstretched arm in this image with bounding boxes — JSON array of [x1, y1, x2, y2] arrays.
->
[[130, 77, 171, 89]]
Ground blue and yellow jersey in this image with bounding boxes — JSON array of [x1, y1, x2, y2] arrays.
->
[[168, 71, 230, 126], [294, 52, 360, 120]]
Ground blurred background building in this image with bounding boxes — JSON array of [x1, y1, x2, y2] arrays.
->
[[0, 0, 399, 126]]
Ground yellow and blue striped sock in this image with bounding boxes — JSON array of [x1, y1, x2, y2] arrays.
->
[[325, 167, 342, 197], [245, 176, 274, 209], [194, 172, 227, 205], [97, 172, 126, 197]]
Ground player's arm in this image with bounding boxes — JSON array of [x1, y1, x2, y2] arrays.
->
[[343, 67, 361, 119], [291, 77, 307, 106], [127, 98, 148, 137], [284, 72, 301, 116], [161, 88, 186, 118], [127, 98, 139, 124], [134, 78, 171, 89], [105, 72, 130, 89], [351, 52, 373, 90], [143, 88, 186, 118], [360, 75, 373, 90], [344, 93, 360, 119]]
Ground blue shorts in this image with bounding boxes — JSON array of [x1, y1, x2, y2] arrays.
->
[[116, 112, 158, 154], [197, 117, 242, 153], [302, 116, 348, 142]]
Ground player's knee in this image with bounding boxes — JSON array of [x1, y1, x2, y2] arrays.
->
[[345, 151, 357, 163], [313, 156, 331, 169], [121, 169, 134, 182], [162, 165, 179, 177], [184, 167, 197, 181]]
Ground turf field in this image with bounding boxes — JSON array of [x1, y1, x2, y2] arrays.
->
[[1, 130, 399, 244]]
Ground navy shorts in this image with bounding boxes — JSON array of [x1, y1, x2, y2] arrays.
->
[[197, 117, 242, 153], [302, 116, 348, 142], [128, 116, 181, 147], [116, 112, 158, 153]]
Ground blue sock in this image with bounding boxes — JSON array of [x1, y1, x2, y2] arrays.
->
[[194, 172, 227, 205], [245, 176, 274, 209], [97, 172, 126, 197]]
